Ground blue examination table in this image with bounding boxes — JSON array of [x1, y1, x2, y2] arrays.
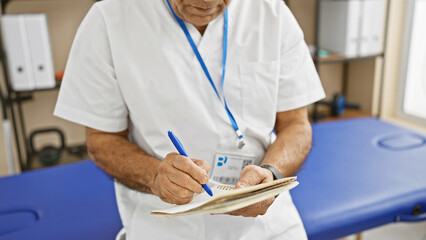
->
[[0, 160, 122, 240], [1, 118, 425, 239], [291, 118, 426, 239]]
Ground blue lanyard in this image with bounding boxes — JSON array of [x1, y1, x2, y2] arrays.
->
[[166, 0, 245, 149]]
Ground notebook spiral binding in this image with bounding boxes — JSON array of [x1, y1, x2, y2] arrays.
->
[[217, 185, 234, 191]]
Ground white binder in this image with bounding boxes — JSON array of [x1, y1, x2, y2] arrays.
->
[[1, 15, 35, 91], [319, 0, 362, 58], [1, 14, 55, 91], [25, 14, 56, 90], [360, 0, 385, 56], [359, 0, 372, 56], [370, 0, 385, 55]]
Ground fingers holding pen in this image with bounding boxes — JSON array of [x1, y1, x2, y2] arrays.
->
[[167, 167, 203, 194], [152, 153, 211, 205], [171, 154, 209, 185], [193, 159, 211, 174]]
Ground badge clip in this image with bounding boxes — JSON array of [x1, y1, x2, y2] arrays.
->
[[236, 130, 245, 149], [238, 139, 246, 149]]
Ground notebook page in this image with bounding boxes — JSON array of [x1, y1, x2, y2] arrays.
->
[[206, 181, 299, 214], [152, 180, 234, 214]]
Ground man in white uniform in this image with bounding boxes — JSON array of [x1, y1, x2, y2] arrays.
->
[[54, 0, 325, 239]]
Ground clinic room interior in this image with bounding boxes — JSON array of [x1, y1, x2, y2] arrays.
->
[[0, 0, 425, 240]]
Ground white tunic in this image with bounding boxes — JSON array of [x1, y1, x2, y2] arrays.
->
[[54, 0, 325, 239]]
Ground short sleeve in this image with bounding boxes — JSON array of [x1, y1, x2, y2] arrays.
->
[[54, 4, 128, 132], [276, 3, 326, 112]]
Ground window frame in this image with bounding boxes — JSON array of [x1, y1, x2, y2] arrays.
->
[[397, 0, 426, 126]]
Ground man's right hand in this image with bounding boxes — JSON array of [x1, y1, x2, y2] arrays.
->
[[150, 153, 210, 205]]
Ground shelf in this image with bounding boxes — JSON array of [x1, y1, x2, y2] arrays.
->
[[11, 80, 61, 94], [312, 109, 372, 123], [313, 53, 384, 65]]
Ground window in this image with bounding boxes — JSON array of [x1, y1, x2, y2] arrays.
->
[[400, 0, 426, 123]]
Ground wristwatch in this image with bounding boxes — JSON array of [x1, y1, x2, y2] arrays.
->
[[260, 165, 284, 180]]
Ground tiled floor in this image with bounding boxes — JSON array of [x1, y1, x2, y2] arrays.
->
[[344, 221, 426, 240]]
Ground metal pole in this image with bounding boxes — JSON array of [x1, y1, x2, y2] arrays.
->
[[0, 0, 25, 171], [0, 84, 16, 174], [16, 92, 30, 168]]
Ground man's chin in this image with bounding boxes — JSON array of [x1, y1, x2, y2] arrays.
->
[[191, 21, 211, 28], [181, 8, 222, 24], [187, 14, 220, 26]]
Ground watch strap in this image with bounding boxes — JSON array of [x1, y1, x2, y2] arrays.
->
[[260, 165, 284, 180]]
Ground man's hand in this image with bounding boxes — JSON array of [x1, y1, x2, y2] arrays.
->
[[225, 165, 275, 217], [151, 153, 210, 205]]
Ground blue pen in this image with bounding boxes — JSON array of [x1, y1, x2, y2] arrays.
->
[[168, 131, 213, 197]]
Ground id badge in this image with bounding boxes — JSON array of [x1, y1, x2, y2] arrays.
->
[[210, 153, 255, 185]]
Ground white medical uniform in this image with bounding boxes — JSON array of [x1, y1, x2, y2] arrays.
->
[[54, 0, 325, 239]]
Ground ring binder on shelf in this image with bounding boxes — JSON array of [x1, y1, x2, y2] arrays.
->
[[25, 14, 56, 90], [318, 0, 385, 58], [1, 14, 55, 92], [319, 0, 362, 58], [360, 0, 385, 56], [1, 15, 35, 91]]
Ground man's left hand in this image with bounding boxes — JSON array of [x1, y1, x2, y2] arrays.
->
[[225, 165, 275, 217]]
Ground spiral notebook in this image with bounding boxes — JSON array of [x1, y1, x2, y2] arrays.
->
[[151, 177, 298, 217]]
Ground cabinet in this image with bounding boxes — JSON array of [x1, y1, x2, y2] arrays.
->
[[286, 0, 391, 120]]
